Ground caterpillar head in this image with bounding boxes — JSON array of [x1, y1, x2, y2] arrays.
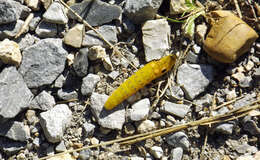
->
[[153, 54, 177, 77]]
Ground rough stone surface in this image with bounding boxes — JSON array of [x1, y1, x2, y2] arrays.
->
[[90, 93, 125, 130], [73, 48, 89, 77], [0, 67, 33, 121], [19, 38, 68, 88], [108, 71, 119, 80], [142, 19, 171, 62], [0, 39, 21, 66], [0, 0, 30, 25], [124, 0, 163, 24], [160, 101, 190, 118], [129, 98, 150, 121], [29, 14, 41, 31], [64, 24, 84, 48], [82, 25, 118, 48], [177, 64, 215, 100], [0, 20, 24, 40], [136, 120, 156, 133], [81, 74, 100, 96], [166, 85, 184, 100], [57, 88, 78, 101], [39, 104, 72, 143], [69, 0, 122, 26], [30, 91, 55, 111], [0, 121, 30, 142], [83, 122, 95, 137], [166, 132, 190, 151], [43, 1, 68, 24], [212, 123, 234, 135], [17, 33, 39, 51], [25, 0, 40, 11], [170, 147, 183, 160], [35, 20, 57, 38], [54, 74, 65, 88], [150, 146, 163, 159]]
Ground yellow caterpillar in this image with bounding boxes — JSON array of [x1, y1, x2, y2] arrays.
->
[[104, 54, 177, 110]]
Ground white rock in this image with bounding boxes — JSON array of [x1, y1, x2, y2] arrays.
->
[[64, 24, 85, 48], [0, 39, 21, 66], [43, 1, 68, 24], [136, 120, 156, 133], [170, 0, 190, 15], [129, 98, 150, 121], [103, 55, 114, 71], [39, 104, 72, 143], [25, 0, 40, 10], [88, 45, 106, 61], [150, 146, 163, 159], [142, 19, 171, 62]]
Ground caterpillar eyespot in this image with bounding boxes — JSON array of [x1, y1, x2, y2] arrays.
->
[[104, 54, 177, 110]]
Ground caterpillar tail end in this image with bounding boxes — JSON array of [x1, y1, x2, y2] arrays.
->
[[104, 101, 115, 110]]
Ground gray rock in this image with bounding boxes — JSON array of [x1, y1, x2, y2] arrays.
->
[[0, 0, 30, 25], [79, 149, 93, 160], [129, 98, 150, 121], [192, 44, 201, 54], [194, 94, 212, 108], [0, 20, 24, 40], [19, 38, 68, 88], [233, 93, 256, 109], [166, 132, 190, 151], [150, 146, 163, 159], [83, 122, 95, 137], [0, 121, 30, 142], [32, 137, 40, 148], [170, 147, 183, 160], [243, 119, 260, 135], [239, 76, 253, 88], [69, 0, 122, 26], [17, 33, 39, 51], [81, 74, 100, 96], [90, 93, 125, 130], [142, 19, 170, 62], [73, 48, 89, 77], [82, 25, 118, 48], [29, 14, 41, 31], [124, 0, 163, 24], [55, 141, 67, 152], [30, 91, 55, 111], [108, 71, 119, 80], [35, 20, 57, 38], [39, 104, 72, 143], [235, 143, 258, 154], [160, 101, 190, 118], [0, 137, 26, 156], [177, 64, 215, 100], [54, 74, 65, 88], [0, 67, 33, 121], [186, 51, 200, 64], [212, 123, 234, 135], [43, 1, 68, 24], [165, 85, 184, 100], [57, 88, 78, 101]]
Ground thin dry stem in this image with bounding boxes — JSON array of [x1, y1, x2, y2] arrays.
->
[[15, 13, 34, 38]]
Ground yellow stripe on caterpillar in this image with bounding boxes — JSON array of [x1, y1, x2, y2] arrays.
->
[[104, 54, 177, 110]]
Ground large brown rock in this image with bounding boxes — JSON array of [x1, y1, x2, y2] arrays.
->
[[203, 10, 258, 63]]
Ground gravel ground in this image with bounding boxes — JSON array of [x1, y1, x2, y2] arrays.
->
[[0, 0, 259, 160]]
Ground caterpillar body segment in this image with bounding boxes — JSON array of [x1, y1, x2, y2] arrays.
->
[[104, 54, 177, 110]]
